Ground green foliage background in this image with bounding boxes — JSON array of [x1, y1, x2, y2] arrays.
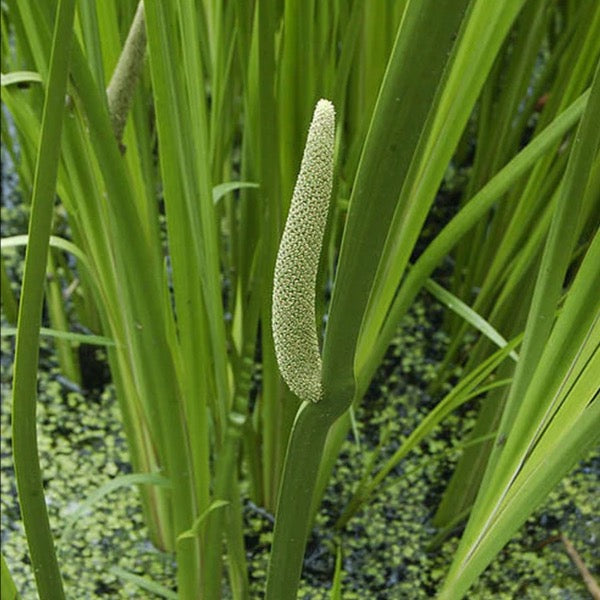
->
[[1, 0, 598, 598]]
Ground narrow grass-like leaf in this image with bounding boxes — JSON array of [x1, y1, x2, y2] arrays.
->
[[1, 327, 113, 346], [109, 566, 177, 600], [424, 279, 518, 362], [10, 1, 75, 598], [0, 256, 18, 324], [0, 70, 42, 86], [329, 544, 344, 600], [2, 234, 91, 272], [356, 0, 527, 373], [268, 7, 472, 598], [323, 0, 471, 415], [1, 553, 19, 600], [434, 3, 599, 528], [177, 500, 230, 542], [439, 61, 600, 600], [336, 337, 519, 529], [212, 181, 259, 204], [356, 89, 588, 389]]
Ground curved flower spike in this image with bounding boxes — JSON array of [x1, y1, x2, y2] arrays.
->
[[272, 99, 335, 403]]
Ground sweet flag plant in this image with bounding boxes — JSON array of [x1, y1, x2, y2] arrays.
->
[[2, 1, 598, 598], [267, 99, 336, 598]]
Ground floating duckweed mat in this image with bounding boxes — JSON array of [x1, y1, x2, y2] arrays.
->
[[1, 164, 598, 599], [1, 299, 598, 599]]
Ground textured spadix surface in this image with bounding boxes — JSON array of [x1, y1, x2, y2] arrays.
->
[[272, 99, 335, 403]]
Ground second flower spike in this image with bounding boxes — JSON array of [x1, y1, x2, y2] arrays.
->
[[272, 99, 335, 404]]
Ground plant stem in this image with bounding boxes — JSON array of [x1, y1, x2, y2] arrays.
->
[[265, 402, 333, 600]]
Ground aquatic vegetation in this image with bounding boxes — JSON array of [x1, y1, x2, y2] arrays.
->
[[1, 1, 598, 598]]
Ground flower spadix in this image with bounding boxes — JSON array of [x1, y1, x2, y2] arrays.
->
[[272, 99, 335, 403]]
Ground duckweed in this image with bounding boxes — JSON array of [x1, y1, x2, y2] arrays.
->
[[1, 281, 597, 598]]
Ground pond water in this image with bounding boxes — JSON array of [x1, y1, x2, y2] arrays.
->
[[0, 139, 598, 598]]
